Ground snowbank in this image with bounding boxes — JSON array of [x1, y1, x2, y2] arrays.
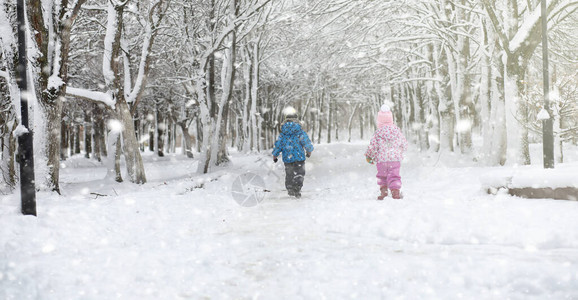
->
[[1, 142, 578, 299]]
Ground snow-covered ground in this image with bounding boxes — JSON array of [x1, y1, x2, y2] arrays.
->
[[2, 142, 578, 299]]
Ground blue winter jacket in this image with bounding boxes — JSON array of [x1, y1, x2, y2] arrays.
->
[[272, 121, 314, 163]]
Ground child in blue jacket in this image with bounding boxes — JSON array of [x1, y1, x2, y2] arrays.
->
[[272, 109, 314, 198]]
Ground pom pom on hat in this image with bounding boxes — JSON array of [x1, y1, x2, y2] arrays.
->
[[380, 104, 391, 112]]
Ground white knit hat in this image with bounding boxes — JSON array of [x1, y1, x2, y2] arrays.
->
[[283, 106, 299, 122]]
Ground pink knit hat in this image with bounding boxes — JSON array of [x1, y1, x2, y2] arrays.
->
[[377, 104, 393, 127]]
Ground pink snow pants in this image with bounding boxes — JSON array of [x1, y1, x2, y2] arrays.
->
[[376, 161, 402, 189]]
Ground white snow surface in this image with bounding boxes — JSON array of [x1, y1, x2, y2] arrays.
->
[[2, 142, 578, 299]]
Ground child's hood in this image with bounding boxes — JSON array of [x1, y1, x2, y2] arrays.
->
[[281, 122, 302, 136], [376, 125, 401, 140]]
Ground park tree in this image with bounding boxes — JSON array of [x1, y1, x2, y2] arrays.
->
[[25, 0, 87, 192]]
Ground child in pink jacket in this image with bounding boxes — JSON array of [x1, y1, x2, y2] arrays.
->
[[365, 105, 408, 200]]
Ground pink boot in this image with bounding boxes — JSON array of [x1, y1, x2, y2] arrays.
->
[[391, 189, 402, 199], [377, 186, 388, 200]]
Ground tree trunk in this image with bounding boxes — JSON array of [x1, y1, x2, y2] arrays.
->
[[198, 0, 218, 173], [26, 0, 87, 193], [5, 120, 17, 190], [0, 97, 17, 191], [317, 92, 323, 144], [491, 49, 508, 166], [196, 117, 202, 153], [103, 1, 146, 183], [60, 120, 68, 160], [118, 96, 147, 183], [456, 1, 474, 154], [167, 116, 174, 154], [407, 84, 416, 145], [480, 19, 493, 162], [310, 109, 317, 143], [427, 44, 441, 152], [417, 83, 429, 151], [231, 113, 237, 149], [84, 112, 92, 159], [504, 55, 531, 165], [43, 99, 64, 192], [93, 124, 102, 162], [200, 49, 216, 173], [134, 110, 142, 152], [347, 103, 359, 142], [438, 48, 455, 152], [241, 44, 252, 152], [92, 104, 105, 162], [157, 114, 165, 157], [250, 38, 260, 152], [359, 105, 364, 140], [171, 121, 177, 153], [149, 122, 155, 152], [457, 51, 473, 154], [178, 121, 194, 158], [216, 3, 237, 165], [113, 134, 123, 182], [326, 95, 332, 144], [335, 118, 339, 142], [552, 67, 563, 163], [74, 124, 81, 154]]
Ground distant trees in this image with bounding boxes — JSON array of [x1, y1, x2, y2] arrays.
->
[[171, 0, 273, 173], [2, 0, 578, 195], [260, 0, 578, 166], [66, 0, 170, 183], [481, 0, 578, 165]]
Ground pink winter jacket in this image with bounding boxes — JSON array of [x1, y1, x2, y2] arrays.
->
[[365, 125, 408, 162]]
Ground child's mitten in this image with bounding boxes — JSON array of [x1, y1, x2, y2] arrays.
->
[[366, 156, 374, 164]]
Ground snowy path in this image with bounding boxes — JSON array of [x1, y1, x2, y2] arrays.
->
[[2, 142, 578, 299]]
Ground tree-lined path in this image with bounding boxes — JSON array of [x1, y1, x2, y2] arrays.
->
[[1, 1, 578, 298], [2, 0, 577, 193]]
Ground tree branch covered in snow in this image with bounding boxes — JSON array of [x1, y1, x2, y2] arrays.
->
[[66, 87, 115, 107]]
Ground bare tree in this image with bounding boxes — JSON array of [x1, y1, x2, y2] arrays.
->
[[482, 0, 578, 164], [25, 0, 87, 192], [0, 2, 19, 192]]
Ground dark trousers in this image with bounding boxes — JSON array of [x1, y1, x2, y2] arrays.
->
[[284, 161, 306, 194]]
